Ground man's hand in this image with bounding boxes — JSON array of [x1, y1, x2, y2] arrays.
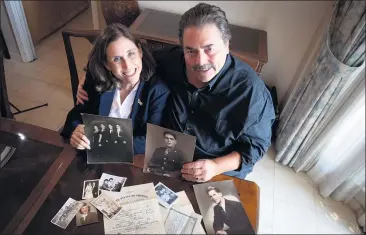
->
[[76, 78, 88, 105], [216, 230, 227, 235], [70, 124, 90, 150], [181, 159, 219, 182]]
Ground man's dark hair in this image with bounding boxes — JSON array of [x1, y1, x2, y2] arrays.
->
[[206, 186, 222, 194], [88, 23, 156, 93], [163, 131, 177, 140], [178, 3, 232, 45]]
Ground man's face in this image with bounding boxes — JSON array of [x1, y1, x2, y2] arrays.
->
[[108, 124, 113, 130], [107, 179, 113, 187], [94, 126, 98, 132], [208, 190, 222, 204], [116, 125, 121, 131], [164, 134, 176, 148], [100, 124, 105, 131], [183, 24, 229, 87]]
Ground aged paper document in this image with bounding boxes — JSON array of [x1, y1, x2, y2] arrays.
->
[[160, 191, 206, 234], [103, 183, 166, 234]]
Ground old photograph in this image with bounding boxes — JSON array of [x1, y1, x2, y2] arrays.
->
[[155, 182, 178, 208], [82, 179, 99, 199], [50, 198, 83, 229], [193, 180, 255, 234], [91, 193, 122, 220], [144, 124, 196, 178], [76, 200, 99, 226], [81, 113, 133, 164], [99, 173, 126, 192]]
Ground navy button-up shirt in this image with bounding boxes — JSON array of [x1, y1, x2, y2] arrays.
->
[[154, 46, 275, 179]]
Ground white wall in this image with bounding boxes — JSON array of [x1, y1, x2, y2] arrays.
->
[[138, 1, 334, 106], [0, 1, 21, 61]]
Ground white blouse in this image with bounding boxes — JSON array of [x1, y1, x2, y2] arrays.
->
[[108, 82, 140, 119]]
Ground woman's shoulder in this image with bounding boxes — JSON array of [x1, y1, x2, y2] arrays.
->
[[146, 74, 170, 94]]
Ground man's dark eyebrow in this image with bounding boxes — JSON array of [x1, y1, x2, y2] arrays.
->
[[184, 46, 197, 51], [203, 44, 214, 49]]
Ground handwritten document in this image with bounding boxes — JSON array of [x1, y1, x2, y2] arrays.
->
[[164, 207, 202, 234], [160, 191, 206, 234], [103, 183, 166, 234]]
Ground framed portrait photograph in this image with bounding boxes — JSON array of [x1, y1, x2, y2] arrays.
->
[[81, 113, 133, 164], [193, 180, 255, 235], [76, 200, 99, 226], [82, 179, 100, 199], [143, 124, 196, 178]]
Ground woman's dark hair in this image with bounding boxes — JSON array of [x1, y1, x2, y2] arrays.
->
[[88, 23, 156, 93]]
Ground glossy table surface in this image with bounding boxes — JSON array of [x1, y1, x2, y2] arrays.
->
[[0, 117, 259, 234]]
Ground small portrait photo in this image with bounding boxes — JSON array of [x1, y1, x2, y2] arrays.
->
[[99, 173, 127, 192], [76, 200, 99, 226], [193, 180, 255, 235], [82, 179, 99, 199], [154, 182, 178, 208], [81, 113, 133, 164], [143, 124, 196, 178]]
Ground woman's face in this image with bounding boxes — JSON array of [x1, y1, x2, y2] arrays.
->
[[105, 36, 142, 85]]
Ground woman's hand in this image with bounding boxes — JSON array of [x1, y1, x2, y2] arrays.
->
[[70, 124, 90, 150], [76, 77, 89, 105]]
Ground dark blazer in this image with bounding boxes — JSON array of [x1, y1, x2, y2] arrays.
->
[[149, 147, 184, 173], [60, 70, 171, 154], [78, 212, 98, 225], [213, 199, 253, 234]]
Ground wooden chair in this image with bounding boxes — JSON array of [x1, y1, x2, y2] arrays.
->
[[0, 30, 13, 119], [62, 30, 101, 106]]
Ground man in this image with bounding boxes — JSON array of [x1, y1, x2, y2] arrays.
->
[[92, 125, 100, 147], [76, 3, 275, 181], [98, 123, 106, 147], [115, 124, 123, 143], [77, 203, 98, 226], [147, 131, 184, 175], [106, 124, 114, 145], [207, 186, 250, 234], [101, 178, 113, 191]]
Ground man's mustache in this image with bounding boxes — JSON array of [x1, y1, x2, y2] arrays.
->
[[192, 63, 215, 71]]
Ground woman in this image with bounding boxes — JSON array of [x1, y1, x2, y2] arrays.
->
[[61, 23, 170, 154]]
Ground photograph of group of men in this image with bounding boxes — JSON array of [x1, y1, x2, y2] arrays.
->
[[82, 114, 133, 164]]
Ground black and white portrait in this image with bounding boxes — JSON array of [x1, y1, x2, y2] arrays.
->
[[82, 179, 99, 199], [144, 124, 196, 178], [81, 113, 133, 164], [91, 193, 121, 220], [154, 182, 178, 208], [76, 201, 99, 226], [193, 180, 254, 235], [50, 198, 83, 229], [99, 173, 126, 192]]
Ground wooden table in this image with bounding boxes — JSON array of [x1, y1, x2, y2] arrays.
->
[[0, 117, 259, 234], [130, 8, 268, 74]]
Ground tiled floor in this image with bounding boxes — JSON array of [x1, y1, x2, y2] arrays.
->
[[4, 7, 362, 234]]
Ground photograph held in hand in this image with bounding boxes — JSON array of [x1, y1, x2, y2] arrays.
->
[[144, 124, 196, 178], [81, 113, 133, 164]]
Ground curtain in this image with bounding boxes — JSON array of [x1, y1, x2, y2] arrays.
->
[[275, 0, 365, 170]]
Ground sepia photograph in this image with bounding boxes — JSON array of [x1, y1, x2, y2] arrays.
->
[[154, 182, 178, 208], [91, 193, 122, 220], [76, 200, 99, 226], [82, 179, 99, 199], [193, 180, 255, 235], [99, 173, 127, 192], [81, 113, 133, 164], [144, 124, 196, 178], [50, 198, 83, 229]]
